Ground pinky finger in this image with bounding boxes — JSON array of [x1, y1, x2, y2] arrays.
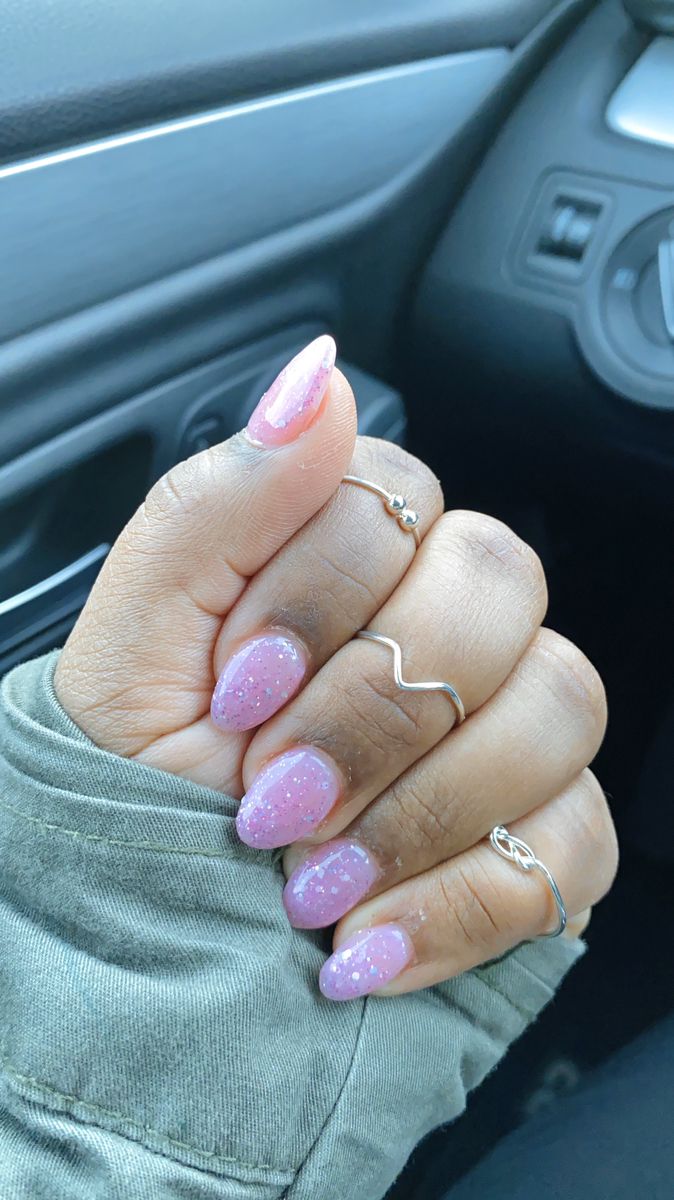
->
[[564, 908, 592, 939], [321, 770, 618, 1000]]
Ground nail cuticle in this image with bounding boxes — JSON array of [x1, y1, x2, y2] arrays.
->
[[241, 428, 267, 450]]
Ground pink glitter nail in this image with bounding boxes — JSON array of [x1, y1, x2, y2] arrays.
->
[[319, 924, 413, 1001], [236, 747, 340, 850], [210, 633, 306, 733], [283, 839, 379, 929], [246, 335, 336, 448]]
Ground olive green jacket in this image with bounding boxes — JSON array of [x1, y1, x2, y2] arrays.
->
[[0, 653, 583, 1199]]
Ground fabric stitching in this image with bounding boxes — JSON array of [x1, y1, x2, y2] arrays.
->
[[280, 997, 369, 1198], [2, 1059, 291, 1179], [471, 970, 537, 1021], [0, 796, 233, 860], [504, 958, 545, 987], [436, 985, 530, 1035], [482, 952, 571, 992], [0, 741, 232, 819], [0, 741, 214, 808]]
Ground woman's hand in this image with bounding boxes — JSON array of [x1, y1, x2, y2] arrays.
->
[[55, 336, 617, 1001]]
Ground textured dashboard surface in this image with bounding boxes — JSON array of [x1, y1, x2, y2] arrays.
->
[[0, 0, 558, 158], [0, 52, 510, 342]]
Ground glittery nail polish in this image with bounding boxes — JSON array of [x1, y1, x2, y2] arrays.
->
[[319, 924, 413, 1001], [210, 633, 306, 733], [283, 839, 379, 929], [246, 335, 336, 448], [236, 747, 340, 850]]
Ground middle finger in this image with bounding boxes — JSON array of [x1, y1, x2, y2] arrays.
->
[[237, 510, 547, 849], [282, 627, 607, 927]]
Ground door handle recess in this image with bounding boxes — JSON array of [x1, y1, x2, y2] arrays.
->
[[0, 543, 109, 652]]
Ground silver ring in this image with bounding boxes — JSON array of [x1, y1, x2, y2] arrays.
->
[[343, 474, 421, 547], [489, 825, 567, 939], [355, 631, 465, 725]]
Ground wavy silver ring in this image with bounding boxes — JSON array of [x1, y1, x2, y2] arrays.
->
[[489, 825, 568, 939], [356, 631, 465, 725], [343, 474, 421, 547]]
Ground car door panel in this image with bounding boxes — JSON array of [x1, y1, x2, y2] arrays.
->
[[1, 51, 510, 345], [1, 0, 563, 159], [0, 0, 589, 669]]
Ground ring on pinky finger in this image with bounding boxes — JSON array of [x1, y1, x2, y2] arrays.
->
[[489, 824, 567, 938], [319, 772, 618, 1001]]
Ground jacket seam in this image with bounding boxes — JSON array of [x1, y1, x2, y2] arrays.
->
[[0, 795, 232, 859], [2, 1058, 292, 1179], [471, 969, 539, 1021]]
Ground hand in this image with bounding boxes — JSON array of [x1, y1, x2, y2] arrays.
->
[[55, 336, 618, 1001]]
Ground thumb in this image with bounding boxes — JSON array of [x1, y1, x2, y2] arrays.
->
[[133, 335, 355, 613], [55, 337, 357, 749]]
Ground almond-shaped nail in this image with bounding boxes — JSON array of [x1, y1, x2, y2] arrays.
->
[[210, 633, 307, 733], [236, 747, 340, 850], [319, 924, 413, 1001], [246, 335, 336, 448], [283, 839, 379, 929]]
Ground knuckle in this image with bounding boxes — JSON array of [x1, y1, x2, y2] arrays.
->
[[436, 510, 547, 603], [136, 460, 222, 594], [438, 858, 509, 950], [308, 674, 412, 773], [145, 456, 211, 524], [354, 436, 444, 516], [533, 629, 608, 745], [385, 776, 456, 855], [313, 547, 381, 614], [348, 672, 426, 758]]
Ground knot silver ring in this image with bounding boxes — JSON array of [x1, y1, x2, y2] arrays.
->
[[343, 474, 421, 547], [489, 825, 567, 938], [356, 631, 465, 725]]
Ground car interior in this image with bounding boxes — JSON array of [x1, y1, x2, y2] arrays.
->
[[1, 0, 673, 1194]]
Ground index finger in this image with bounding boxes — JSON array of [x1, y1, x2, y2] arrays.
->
[[210, 437, 444, 734]]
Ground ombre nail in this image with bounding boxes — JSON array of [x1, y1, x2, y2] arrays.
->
[[246, 335, 336, 448], [210, 633, 306, 733], [283, 839, 379, 929], [319, 924, 413, 1001], [236, 747, 340, 850]]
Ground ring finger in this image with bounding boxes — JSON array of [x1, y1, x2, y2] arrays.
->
[[238, 509, 548, 848]]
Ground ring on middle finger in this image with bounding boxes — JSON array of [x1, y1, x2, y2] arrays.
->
[[356, 630, 466, 725]]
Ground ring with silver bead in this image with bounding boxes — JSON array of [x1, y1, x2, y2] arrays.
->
[[342, 475, 421, 547]]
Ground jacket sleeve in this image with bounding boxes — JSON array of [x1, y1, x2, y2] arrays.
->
[[0, 652, 585, 1200]]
